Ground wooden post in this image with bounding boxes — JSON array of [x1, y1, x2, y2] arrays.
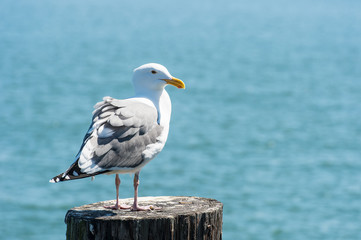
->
[[65, 196, 223, 240]]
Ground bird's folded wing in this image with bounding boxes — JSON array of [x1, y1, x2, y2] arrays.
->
[[72, 96, 163, 176]]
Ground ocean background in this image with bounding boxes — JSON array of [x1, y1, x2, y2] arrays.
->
[[1, 0, 361, 239]]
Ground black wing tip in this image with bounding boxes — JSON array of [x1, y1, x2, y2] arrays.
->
[[49, 171, 89, 183], [49, 169, 108, 183], [49, 172, 72, 183], [49, 159, 111, 183], [49, 160, 86, 183]]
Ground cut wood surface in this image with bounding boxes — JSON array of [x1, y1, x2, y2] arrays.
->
[[65, 196, 223, 240]]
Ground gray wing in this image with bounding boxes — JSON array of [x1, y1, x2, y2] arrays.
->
[[79, 96, 164, 173], [51, 96, 164, 182], [50, 97, 163, 182]]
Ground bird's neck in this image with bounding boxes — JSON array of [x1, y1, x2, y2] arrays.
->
[[134, 88, 172, 126]]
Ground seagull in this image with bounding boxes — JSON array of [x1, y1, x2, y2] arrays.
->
[[49, 63, 185, 211]]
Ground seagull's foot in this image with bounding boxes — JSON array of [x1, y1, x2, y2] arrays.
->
[[104, 203, 131, 210], [131, 204, 161, 211]]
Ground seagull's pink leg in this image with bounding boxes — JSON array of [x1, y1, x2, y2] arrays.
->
[[131, 172, 159, 211], [104, 174, 130, 210]]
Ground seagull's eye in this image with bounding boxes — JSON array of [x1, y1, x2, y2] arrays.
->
[[151, 70, 157, 74]]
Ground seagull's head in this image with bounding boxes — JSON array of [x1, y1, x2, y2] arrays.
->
[[132, 63, 185, 94]]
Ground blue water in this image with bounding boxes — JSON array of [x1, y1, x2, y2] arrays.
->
[[1, 0, 361, 239]]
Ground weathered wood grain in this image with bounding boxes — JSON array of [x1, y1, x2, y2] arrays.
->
[[65, 196, 223, 240]]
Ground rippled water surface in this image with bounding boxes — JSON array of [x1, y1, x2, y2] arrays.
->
[[1, 0, 361, 239]]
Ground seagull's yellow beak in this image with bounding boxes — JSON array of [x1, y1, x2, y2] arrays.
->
[[162, 77, 186, 89]]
